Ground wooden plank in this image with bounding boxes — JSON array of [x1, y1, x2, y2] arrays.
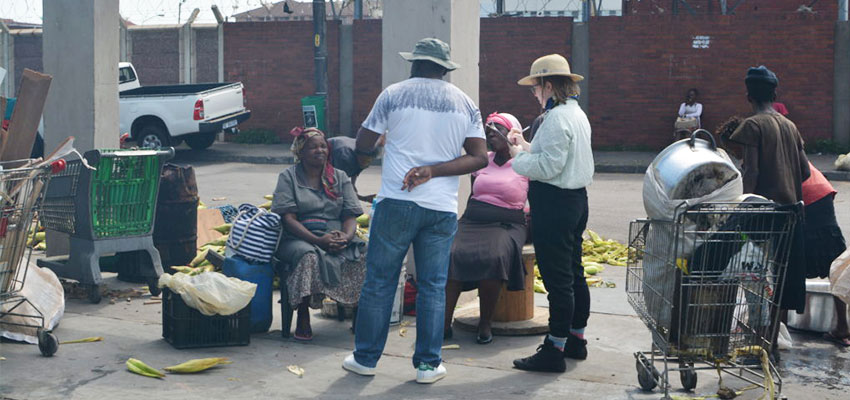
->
[[197, 208, 225, 247], [1, 69, 52, 163]]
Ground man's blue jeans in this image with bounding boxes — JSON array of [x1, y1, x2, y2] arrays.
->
[[353, 198, 457, 368]]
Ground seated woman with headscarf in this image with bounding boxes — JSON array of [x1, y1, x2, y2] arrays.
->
[[272, 127, 367, 341], [444, 112, 529, 345]]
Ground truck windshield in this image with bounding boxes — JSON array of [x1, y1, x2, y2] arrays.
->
[[119, 67, 137, 84]]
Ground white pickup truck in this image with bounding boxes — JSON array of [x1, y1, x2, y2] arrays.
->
[[119, 62, 250, 150]]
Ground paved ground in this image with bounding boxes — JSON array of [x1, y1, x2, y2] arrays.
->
[[1, 161, 849, 399]]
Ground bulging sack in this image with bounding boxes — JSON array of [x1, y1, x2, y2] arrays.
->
[[158, 272, 257, 316]]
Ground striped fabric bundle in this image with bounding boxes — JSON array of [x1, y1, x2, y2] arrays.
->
[[227, 203, 282, 263]]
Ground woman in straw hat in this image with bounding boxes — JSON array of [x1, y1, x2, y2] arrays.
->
[[507, 54, 594, 373]]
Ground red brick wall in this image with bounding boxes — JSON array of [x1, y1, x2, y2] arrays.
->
[[224, 21, 340, 138], [622, 0, 837, 18], [130, 29, 180, 85], [351, 19, 382, 131], [480, 17, 573, 128], [12, 34, 42, 86], [588, 14, 835, 149]]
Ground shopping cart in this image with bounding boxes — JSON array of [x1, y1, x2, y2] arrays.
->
[[0, 159, 65, 356], [626, 201, 799, 399], [37, 148, 174, 303]]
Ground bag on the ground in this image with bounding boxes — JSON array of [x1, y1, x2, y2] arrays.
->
[[829, 249, 850, 304], [836, 153, 850, 172], [222, 255, 274, 333], [158, 272, 256, 316], [0, 265, 64, 344], [227, 203, 282, 263]]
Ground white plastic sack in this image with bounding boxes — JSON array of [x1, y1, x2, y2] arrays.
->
[[158, 272, 256, 316], [0, 265, 65, 344], [835, 153, 850, 172], [829, 249, 850, 304]]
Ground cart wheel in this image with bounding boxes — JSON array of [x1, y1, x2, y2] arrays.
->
[[680, 365, 698, 391], [88, 285, 102, 304], [37, 329, 58, 357], [636, 358, 657, 391], [147, 279, 161, 297]]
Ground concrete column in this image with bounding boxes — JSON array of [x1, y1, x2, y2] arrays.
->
[[119, 18, 129, 62], [339, 23, 354, 136], [43, 0, 120, 153], [0, 23, 14, 98], [571, 22, 590, 112], [381, 0, 479, 105], [179, 9, 199, 84], [835, 21, 850, 147], [381, 0, 479, 217], [212, 6, 225, 83]]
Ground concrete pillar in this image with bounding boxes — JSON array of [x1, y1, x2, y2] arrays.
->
[[571, 22, 590, 112], [835, 21, 850, 147], [119, 18, 129, 62], [339, 23, 354, 136], [212, 6, 225, 83], [0, 22, 14, 98], [43, 0, 120, 153], [179, 9, 199, 84], [381, 0, 479, 104]]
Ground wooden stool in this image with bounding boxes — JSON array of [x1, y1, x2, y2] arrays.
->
[[454, 244, 549, 335], [493, 245, 536, 322]]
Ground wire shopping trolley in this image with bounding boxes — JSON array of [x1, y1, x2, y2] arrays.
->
[[626, 201, 799, 399], [0, 159, 66, 356]]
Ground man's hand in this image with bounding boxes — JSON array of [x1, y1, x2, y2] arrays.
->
[[358, 193, 377, 203], [401, 166, 433, 191]]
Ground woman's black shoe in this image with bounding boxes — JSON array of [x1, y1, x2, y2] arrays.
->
[[564, 334, 587, 360], [476, 334, 493, 345], [513, 338, 566, 372]]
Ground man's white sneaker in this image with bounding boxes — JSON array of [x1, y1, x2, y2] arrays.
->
[[342, 354, 376, 376], [415, 362, 447, 384]]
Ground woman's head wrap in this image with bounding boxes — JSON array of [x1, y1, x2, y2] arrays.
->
[[290, 127, 338, 199]]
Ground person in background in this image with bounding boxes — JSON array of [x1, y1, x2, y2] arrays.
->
[[342, 37, 488, 384], [508, 54, 593, 373], [327, 135, 385, 203], [272, 127, 367, 342], [444, 112, 529, 345], [674, 88, 703, 139], [728, 65, 810, 317]]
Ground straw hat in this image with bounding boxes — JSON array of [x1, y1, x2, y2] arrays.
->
[[399, 38, 460, 71], [517, 54, 583, 86]]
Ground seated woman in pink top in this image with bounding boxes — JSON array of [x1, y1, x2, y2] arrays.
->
[[444, 112, 529, 345]]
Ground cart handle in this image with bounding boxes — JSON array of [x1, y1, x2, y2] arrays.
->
[[688, 129, 717, 151]]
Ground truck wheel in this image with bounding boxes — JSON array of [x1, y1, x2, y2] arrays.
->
[[137, 124, 169, 149], [185, 132, 216, 150]]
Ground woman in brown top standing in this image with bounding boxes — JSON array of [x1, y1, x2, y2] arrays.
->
[[727, 65, 810, 315]]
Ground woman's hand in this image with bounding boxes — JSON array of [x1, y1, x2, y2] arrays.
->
[[507, 128, 530, 152], [326, 230, 350, 254], [508, 144, 524, 158]]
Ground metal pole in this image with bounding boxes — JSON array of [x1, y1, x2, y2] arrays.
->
[[0, 21, 13, 98], [720, 0, 728, 15], [313, 0, 328, 130], [496, 0, 505, 15], [582, 0, 590, 21], [354, 0, 363, 19], [212, 5, 225, 83], [840, 0, 849, 21]]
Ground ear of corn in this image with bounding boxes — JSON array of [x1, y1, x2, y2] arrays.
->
[[190, 249, 209, 267], [205, 236, 228, 247], [259, 201, 272, 210], [126, 358, 165, 378], [60, 336, 103, 345], [164, 357, 231, 374], [171, 266, 194, 274], [264, 194, 274, 200], [212, 223, 232, 234]]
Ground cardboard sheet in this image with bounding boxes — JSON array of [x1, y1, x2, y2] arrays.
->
[[1, 69, 52, 163], [197, 208, 225, 247]]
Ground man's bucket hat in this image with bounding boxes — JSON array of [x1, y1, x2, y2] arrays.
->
[[399, 37, 460, 71]]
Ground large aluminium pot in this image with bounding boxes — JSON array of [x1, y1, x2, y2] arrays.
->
[[643, 130, 742, 221], [787, 280, 837, 333]]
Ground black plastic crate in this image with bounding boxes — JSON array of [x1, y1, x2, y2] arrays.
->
[[161, 288, 251, 349]]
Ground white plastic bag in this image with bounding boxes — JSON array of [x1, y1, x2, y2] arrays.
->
[[835, 153, 850, 172], [642, 157, 743, 222], [158, 272, 257, 316], [829, 249, 850, 304], [0, 265, 65, 344]]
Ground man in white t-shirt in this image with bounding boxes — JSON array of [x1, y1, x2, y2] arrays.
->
[[342, 38, 487, 384]]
